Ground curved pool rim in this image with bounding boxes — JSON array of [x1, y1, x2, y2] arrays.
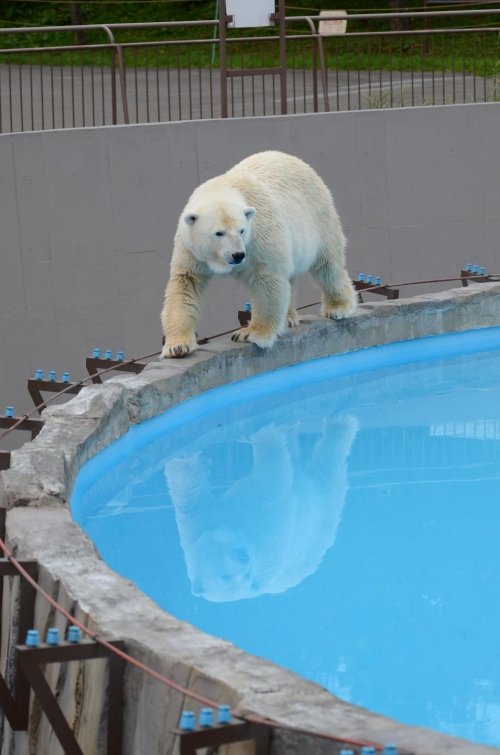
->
[[72, 324, 500, 502]]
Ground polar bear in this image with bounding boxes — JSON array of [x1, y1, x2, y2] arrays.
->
[[164, 415, 359, 602], [161, 150, 356, 358]]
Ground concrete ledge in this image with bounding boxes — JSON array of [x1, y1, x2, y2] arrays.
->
[[2, 283, 500, 755]]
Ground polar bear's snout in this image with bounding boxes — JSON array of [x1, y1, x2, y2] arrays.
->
[[229, 251, 245, 265]]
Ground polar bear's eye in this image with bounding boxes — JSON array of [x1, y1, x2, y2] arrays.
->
[[215, 231, 225, 237], [239, 229, 245, 235]]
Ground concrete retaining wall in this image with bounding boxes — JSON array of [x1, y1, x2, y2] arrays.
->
[[1, 282, 500, 755], [1, 103, 500, 412]]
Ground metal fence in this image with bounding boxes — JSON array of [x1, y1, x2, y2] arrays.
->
[[0, 8, 498, 133]]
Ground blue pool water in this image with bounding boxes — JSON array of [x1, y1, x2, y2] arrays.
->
[[72, 327, 500, 746]]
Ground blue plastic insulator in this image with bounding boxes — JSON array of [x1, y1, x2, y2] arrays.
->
[[92, 348, 101, 358], [361, 748, 376, 755], [35, 369, 44, 381], [382, 745, 398, 755], [465, 263, 473, 271], [48, 370, 57, 382], [375, 276, 382, 285], [179, 711, 195, 731], [115, 351, 125, 362], [46, 628, 60, 645], [217, 704, 232, 725], [5, 406, 14, 418], [67, 625, 81, 643], [339, 750, 354, 755], [358, 273, 365, 281], [104, 349, 113, 360], [472, 265, 479, 273], [25, 629, 39, 647], [479, 266, 486, 275], [199, 708, 213, 727], [243, 302, 252, 312], [61, 372, 71, 383], [367, 274, 373, 283]]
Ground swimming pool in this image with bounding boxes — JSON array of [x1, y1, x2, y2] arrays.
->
[[72, 326, 500, 747]]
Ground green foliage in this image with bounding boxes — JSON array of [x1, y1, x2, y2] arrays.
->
[[0, 0, 497, 78]]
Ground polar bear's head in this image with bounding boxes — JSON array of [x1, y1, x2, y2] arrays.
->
[[187, 529, 259, 603], [180, 193, 256, 275]]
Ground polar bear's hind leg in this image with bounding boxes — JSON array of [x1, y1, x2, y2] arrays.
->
[[312, 257, 357, 321]]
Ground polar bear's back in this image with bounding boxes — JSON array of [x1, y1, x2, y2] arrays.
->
[[225, 150, 331, 206], [224, 151, 345, 273]]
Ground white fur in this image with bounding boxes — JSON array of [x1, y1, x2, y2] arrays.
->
[[161, 151, 356, 358]]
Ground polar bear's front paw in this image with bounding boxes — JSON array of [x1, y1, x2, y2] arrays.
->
[[161, 341, 197, 359], [231, 327, 276, 349], [287, 308, 300, 328]]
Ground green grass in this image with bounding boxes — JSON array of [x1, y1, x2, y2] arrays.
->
[[0, 0, 497, 78]]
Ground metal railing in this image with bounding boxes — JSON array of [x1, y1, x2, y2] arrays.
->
[[0, 8, 498, 133]]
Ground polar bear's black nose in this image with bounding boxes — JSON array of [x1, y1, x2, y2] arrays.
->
[[231, 252, 245, 264]]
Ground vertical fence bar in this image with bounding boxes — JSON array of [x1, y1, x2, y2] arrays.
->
[[145, 47, 150, 122], [91, 57, 96, 125], [431, 33, 435, 104], [472, 32, 477, 102], [240, 47, 244, 117], [134, 47, 139, 122], [177, 46, 182, 120], [80, 49, 85, 126], [39, 53, 45, 129], [29, 55, 34, 131], [301, 42, 306, 113], [0, 64, 3, 132], [482, 31, 487, 101], [462, 32, 466, 103], [293, 41, 298, 114], [188, 46, 193, 120], [357, 36, 361, 109], [100, 48, 106, 125], [198, 47, 203, 119], [18, 63, 24, 131], [156, 47, 161, 122], [50, 58, 55, 128], [389, 36, 393, 108], [367, 36, 372, 108], [166, 55, 172, 120], [8, 61, 13, 132], [231, 50, 235, 117], [335, 39, 340, 111], [60, 57, 65, 128], [71, 58, 75, 127], [209, 53, 214, 118]]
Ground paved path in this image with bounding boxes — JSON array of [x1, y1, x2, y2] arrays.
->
[[0, 63, 495, 132]]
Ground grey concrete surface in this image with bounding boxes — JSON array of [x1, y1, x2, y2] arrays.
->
[[1, 103, 499, 419], [1, 283, 500, 755]]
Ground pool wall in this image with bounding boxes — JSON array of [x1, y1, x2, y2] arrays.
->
[[2, 283, 500, 755], [2, 102, 499, 413]]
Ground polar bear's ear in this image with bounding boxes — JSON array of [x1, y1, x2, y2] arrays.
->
[[244, 207, 256, 221], [184, 213, 199, 226]]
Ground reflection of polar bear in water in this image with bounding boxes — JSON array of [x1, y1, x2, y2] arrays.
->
[[164, 415, 358, 602]]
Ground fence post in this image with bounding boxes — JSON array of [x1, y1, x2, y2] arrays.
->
[[277, 0, 287, 114], [219, 0, 228, 118]]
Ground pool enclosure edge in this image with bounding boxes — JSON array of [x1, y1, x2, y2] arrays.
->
[[2, 282, 500, 755]]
